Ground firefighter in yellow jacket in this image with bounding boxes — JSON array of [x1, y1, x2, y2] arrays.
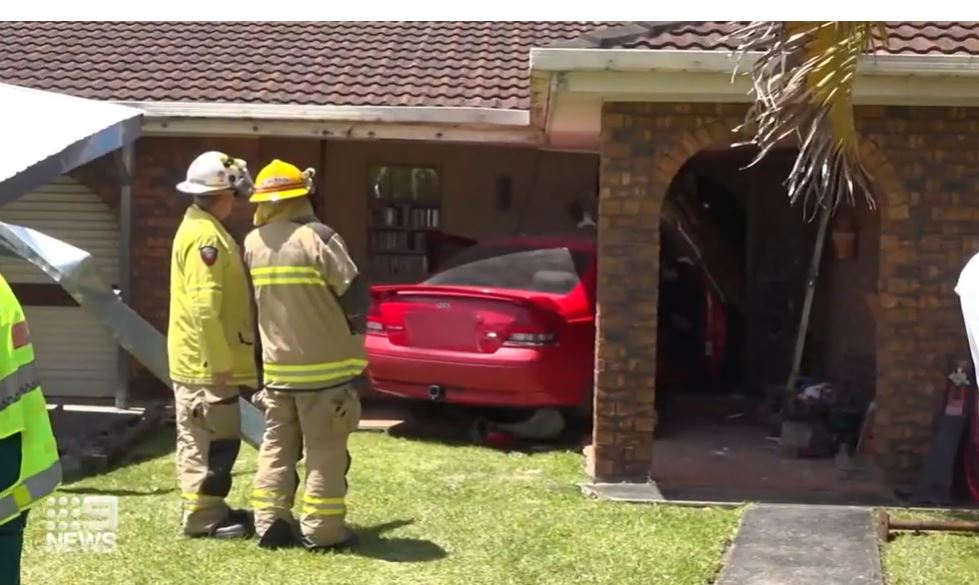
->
[[168, 151, 259, 539], [244, 159, 368, 551], [0, 273, 61, 585]]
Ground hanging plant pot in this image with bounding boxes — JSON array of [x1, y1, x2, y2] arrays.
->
[[831, 228, 857, 260], [830, 211, 859, 260]]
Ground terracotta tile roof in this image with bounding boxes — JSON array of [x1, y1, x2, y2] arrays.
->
[[564, 21, 979, 55], [5, 22, 975, 113], [0, 21, 608, 109]]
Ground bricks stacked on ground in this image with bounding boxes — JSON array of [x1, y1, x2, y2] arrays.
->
[[595, 102, 979, 485]]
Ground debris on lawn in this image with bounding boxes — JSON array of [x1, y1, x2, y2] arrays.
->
[[55, 404, 167, 481], [876, 510, 979, 539], [470, 408, 566, 450]]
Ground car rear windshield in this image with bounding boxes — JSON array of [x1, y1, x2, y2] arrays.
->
[[424, 244, 593, 294]]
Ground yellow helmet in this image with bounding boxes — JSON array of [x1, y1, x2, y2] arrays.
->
[[250, 159, 316, 203]]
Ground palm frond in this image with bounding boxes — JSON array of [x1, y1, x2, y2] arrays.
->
[[727, 21, 886, 219]]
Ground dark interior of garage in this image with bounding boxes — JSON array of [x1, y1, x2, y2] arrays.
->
[[652, 146, 886, 502]]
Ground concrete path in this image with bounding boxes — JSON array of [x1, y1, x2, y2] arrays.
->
[[716, 504, 883, 585]]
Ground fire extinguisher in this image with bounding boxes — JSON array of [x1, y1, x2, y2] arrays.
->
[[961, 365, 979, 503]]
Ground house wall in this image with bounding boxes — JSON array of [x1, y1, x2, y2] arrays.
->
[[72, 135, 598, 399], [596, 102, 979, 485], [321, 139, 599, 270], [810, 202, 880, 405]]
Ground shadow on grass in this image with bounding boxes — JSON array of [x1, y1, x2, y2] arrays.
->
[[58, 486, 175, 497], [351, 519, 448, 563]]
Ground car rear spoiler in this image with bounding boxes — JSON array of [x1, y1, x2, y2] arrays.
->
[[370, 284, 563, 314]]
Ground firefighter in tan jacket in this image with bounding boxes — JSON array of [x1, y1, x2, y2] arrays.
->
[[168, 151, 259, 539], [244, 159, 368, 551]]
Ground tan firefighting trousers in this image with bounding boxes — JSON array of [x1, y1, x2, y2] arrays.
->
[[251, 384, 361, 547], [174, 383, 242, 535]]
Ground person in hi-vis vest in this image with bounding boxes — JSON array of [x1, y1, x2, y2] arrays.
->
[[0, 273, 62, 585]]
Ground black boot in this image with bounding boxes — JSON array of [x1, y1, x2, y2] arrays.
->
[[228, 508, 254, 532], [185, 514, 252, 540], [208, 512, 254, 540], [301, 528, 358, 553], [257, 519, 300, 550]]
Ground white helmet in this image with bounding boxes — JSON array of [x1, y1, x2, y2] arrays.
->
[[176, 151, 254, 198]]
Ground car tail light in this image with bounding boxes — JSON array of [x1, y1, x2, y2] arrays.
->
[[366, 320, 387, 336], [366, 300, 405, 336], [501, 305, 559, 348]]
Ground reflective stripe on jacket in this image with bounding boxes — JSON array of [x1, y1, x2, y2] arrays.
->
[[167, 204, 258, 387], [0, 273, 61, 526], [244, 200, 366, 390]]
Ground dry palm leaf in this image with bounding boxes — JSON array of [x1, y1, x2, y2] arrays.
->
[[727, 21, 887, 220]]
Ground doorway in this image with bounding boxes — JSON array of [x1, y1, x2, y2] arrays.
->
[[651, 147, 885, 503]]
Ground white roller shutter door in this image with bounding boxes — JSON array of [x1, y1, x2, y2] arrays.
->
[[0, 177, 121, 399]]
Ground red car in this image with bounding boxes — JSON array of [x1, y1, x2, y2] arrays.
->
[[365, 233, 597, 416]]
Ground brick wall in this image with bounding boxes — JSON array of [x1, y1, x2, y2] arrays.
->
[[596, 102, 979, 485]]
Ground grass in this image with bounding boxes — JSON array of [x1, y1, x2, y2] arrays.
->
[[882, 509, 979, 585], [22, 429, 740, 585]]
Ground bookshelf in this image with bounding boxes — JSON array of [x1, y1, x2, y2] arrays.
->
[[367, 165, 441, 282]]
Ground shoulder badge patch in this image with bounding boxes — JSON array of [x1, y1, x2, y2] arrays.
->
[[11, 320, 29, 349], [200, 245, 219, 266]]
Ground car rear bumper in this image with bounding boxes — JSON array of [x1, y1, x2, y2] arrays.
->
[[365, 338, 583, 408]]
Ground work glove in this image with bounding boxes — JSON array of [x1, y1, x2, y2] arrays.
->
[[250, 388, 269, 412]]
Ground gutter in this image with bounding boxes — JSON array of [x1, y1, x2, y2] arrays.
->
[[531, 48, 979, 77], [114, 102, 530, 127], [115, 101, 540, 144]]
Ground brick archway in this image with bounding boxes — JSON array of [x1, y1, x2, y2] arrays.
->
[[593, 102, 908, 483]]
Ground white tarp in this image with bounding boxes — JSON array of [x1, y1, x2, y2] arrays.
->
[[0, 85, 267, 444], [957, 252, 979, 379], [0, 83, 142, 205]]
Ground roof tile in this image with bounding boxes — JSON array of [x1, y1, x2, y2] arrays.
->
[[608, 21, 979, 55], [0, 21, 606, 109], [4, 22, 979, 111]]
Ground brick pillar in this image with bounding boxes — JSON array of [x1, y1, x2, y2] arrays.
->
[[593, 105, 662, 482], [592, 103, 745, 482]]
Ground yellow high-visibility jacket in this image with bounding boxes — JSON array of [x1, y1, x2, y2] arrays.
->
[[168, 204, 258, 387], [0, 273, 61, 526]]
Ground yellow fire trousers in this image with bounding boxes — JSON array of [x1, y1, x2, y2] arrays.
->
[[252, 384, 360, 547], [174, 383, 241, 535]]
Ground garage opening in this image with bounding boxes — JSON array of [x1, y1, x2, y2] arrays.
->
[[652, 147, 885, 502], [0, 176, 122, 402]]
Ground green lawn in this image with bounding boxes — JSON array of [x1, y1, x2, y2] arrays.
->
[[22, 430, 739, 585], [883, 509, 979, 585]]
